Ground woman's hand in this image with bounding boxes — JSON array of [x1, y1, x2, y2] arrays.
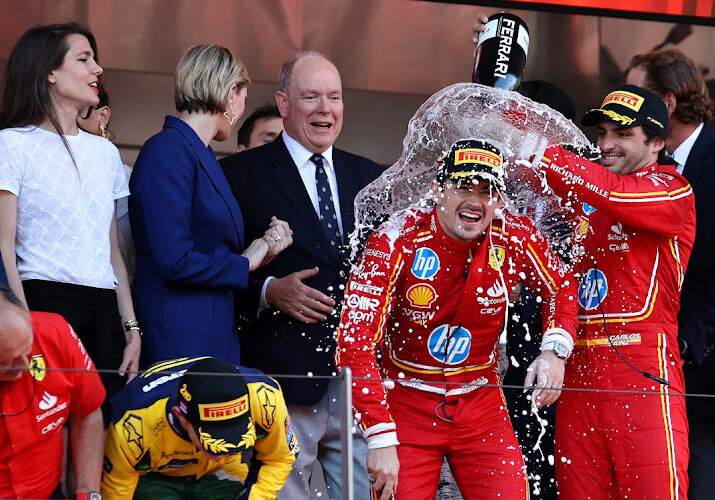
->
[[262, 217, 293, 265], [119, 330, 141, 382], [242, 217, 293, 271]]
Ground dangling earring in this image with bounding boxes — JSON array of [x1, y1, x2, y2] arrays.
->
[[99, 124, 109, 139], [223, 106, 238, 126]]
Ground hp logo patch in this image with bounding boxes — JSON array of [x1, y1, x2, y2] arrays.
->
[[582, 203, 597, 216], [578, 268, 608, 310], [427, 324, 472, 365], [411, 247, 440, 279]]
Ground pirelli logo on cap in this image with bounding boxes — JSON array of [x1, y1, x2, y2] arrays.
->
[[602, 91, 644, 112], [454, 149, 503, 170], [199, 395, 249, 421]]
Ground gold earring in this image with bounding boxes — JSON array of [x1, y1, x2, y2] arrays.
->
[[223, 106, 238, 126], [99, 124, 108, 139]]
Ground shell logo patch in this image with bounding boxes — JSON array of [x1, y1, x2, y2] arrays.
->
[[30, 354, 46, 382], [406, 284, 437, 308], [488, 246, 505, 271], [602, 90, 644, 111], [454, 149, 503, 170]]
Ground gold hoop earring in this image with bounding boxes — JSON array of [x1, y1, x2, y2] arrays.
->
[[223, 106, 238, 126], [99, 124, 109, 139]]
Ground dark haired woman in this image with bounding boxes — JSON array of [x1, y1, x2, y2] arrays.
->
[[0, 24, 141, 413], [130, 44, 292, 366]]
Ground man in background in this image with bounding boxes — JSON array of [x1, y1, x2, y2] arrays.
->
[[627, 50, 715, 499], [236, 104, 283, 152], [222, 51, 383, 500]]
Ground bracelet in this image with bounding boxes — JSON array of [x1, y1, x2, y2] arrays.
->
[[123, 319, 139, 332], [128, 326, 142, 338]]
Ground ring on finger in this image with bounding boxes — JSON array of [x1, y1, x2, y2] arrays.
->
[[273, 234, 282, 241], [368, 475, 376, 483]]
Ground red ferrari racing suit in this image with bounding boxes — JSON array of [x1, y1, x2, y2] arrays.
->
[[540, 146, 695, 499], [336, 207, 577, 499]]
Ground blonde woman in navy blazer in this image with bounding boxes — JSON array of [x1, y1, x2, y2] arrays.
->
[[130, 45, 292, 366]]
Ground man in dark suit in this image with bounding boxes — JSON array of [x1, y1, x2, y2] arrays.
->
[[222, 52, 383, 500], [628, 49, 715, 499]]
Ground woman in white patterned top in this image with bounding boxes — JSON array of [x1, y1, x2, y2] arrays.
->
[[0, 23, 141, 421]]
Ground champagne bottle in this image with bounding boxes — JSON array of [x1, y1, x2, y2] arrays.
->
[[473, 13, 530, 90]]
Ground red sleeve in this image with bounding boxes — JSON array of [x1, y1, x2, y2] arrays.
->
[[62, 322, 106, 417], [514, 216, 578, 346], [335, 225, 406, 444], [540, 145, 694, 238]]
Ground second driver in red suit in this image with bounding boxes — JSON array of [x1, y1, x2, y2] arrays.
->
[[539, 84, 695, 499], [336, 139, 578, 500]]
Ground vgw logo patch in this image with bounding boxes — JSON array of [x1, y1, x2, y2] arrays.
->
[[427, 325, 472, 365], [578, 268, 608, 310]]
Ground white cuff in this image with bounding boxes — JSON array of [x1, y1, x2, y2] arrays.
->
[[259, 276, 275, 313], [541, 327, 574, 350], [367, 432, 400, 449], [364, 422, 399, 449]]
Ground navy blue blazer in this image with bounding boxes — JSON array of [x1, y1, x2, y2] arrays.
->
[[130, 116, 249, 367], [0, 249, 7, 288], [679, 123, 715, 417], [221, 134, 383, 405]]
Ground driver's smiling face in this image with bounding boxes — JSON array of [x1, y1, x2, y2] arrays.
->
[[432, 178, 502, 243]]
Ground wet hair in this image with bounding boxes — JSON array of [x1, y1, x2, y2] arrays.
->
[[629, 49, 713, 124], [0, 23, 98, 161], [277, 51, 330, 95], [174, 45, 250, 114], [236, 104, 281, 148]]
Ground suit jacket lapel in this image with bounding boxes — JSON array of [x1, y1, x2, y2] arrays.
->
[[683, 125, 714, 186], [165, 116, 245, 247], [268, 136, 338, 260]]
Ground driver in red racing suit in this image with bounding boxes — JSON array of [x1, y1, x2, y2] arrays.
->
[[539, 85, 695, 499], [336, 139, 578, 500]]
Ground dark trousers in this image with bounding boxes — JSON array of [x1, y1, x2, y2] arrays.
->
[[688, 410, 715, 500], [23, 279, 126, 424]]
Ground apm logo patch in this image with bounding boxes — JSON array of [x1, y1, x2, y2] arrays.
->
[[427, 324, 472, 365], [578, 268, 608, 310]]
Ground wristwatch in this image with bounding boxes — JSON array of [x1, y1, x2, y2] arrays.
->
[[543, 340, 569, 360]]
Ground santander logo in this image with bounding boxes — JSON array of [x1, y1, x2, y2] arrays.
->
[[39, 391, 58, 411]]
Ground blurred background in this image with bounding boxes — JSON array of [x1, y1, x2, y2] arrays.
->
[[1, 0, 713, 166]]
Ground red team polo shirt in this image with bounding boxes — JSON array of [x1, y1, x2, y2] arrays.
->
[[0, 311, 105, 498]]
